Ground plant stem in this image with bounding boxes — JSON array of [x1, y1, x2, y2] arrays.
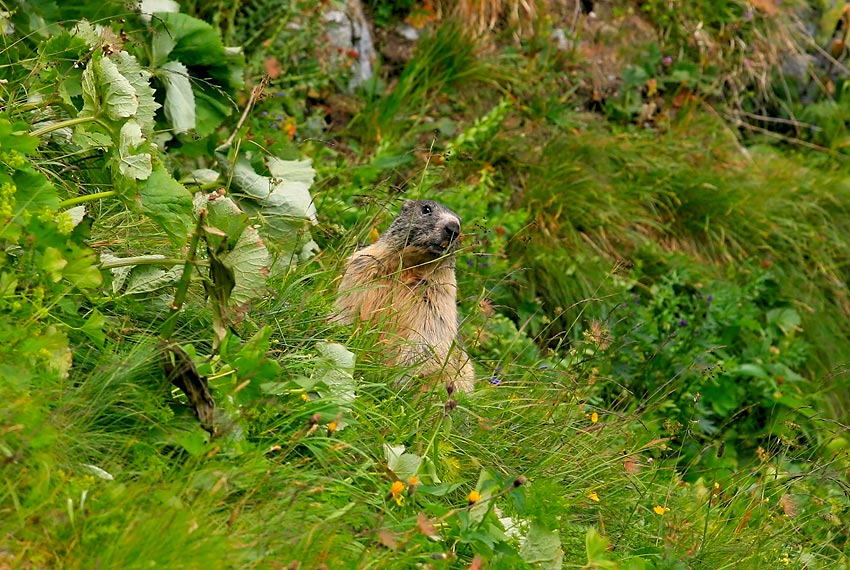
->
[[29, 115, 99, 138], [160, 210, 206, 340], [100, 256, 192, 270], [58, 191, 116, 209]]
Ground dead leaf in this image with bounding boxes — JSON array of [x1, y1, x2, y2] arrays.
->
[[780, 494, 797, 517], [162, 343, 216, 434], [263, 57, 281, 79], [417, 512, 439, 539], [376, 528, 398, 549]]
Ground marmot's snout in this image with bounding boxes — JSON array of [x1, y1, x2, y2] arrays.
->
[[439, 218, 461, 250]]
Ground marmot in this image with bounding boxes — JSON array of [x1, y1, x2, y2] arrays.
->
[[335, 200, 475, 393]]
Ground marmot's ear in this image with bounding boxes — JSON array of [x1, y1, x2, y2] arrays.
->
[[400, 200, 414, 211]]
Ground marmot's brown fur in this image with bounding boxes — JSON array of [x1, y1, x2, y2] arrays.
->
[[335, 200, 475, 392]]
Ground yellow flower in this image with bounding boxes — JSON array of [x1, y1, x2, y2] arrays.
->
[[327, 421, 337, 434], [588, 492, 600, 502], [468, 490, 482, 504], [390, 480, 405, 506], [653, 505, 668, 515], [408, 476, 420, 486], [591, 412, 599, 423], [300, 393, 309, 402]]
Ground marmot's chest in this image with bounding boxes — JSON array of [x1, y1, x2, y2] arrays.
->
[[389, 268, 458, 344]]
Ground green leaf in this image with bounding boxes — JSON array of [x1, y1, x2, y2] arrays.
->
[[12, 169, 59, 213], [123, 265, 183, 295], [42, 246, 67, 282], [215, 144, 318, 260], [520, 522, 563, 570], [314, 341, 356, 406], [152, 12, 227, 68], [139, 166, 193, 244], [220, 225, 270, 310], [61, 247, 102, 289], [112, 51, 159, 131], [585, 527, 616, 568], [80, 309, 107, 348], [81, 53, 138, 121], [469, 470, 497, 526], [159, 60, 196, 134], [192, 85, 233, 137], [118, 121, 152, 180], [194, 193, 249, 251], [733, 363, 768, 379], [80, 51, 159, 130], [766, 308, 802, 335], [384, 444, 422, 482]]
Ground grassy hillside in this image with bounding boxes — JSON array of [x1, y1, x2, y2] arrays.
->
[[2, 0, 850, 568]]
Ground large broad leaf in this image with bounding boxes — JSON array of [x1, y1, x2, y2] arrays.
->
[[159, 60, 196, 134], [193, 85, 233, 138], [220, 225, 271, 310], [81, 53, 138, 121], [584, 527, 617, 569], [315, 341, 356, 405], [519, 523, 563, 570], [80, 51, 159, 131], [139, 166, 193, 245], [11, 169, 59, 214], [151, 12, 244, 90], [112, 51, 159, 131], [384, 444, 422, 482], [215, 144, 318, 262], [117, 121, 152, 180]]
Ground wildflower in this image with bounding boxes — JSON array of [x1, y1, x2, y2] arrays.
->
[[408, 476, 420, 486], [489, 377, 501, 385], [679, 319, 688, 327], [513, 475, 527, 487], [590, 412, 599, 423], [327, 421, 337, 434], [662, 55, 673, 66], [588, 492, 600, 502], [743, 11, 753, 20], [390, 481, 405, 506], [653, 505, 668, 515], [538, 365, 549, 370], [300, 393, 309, 402], [468, 490, 482, 504]]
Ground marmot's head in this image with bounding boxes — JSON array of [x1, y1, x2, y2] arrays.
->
[[384, 200, 462, 261]]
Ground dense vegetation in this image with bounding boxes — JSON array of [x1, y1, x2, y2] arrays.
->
[[2, 0, 850, 567]]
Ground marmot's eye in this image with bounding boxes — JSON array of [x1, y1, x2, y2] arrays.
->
[[421, 204, 432, 215]]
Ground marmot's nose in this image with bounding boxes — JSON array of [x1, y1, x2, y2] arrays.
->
[[443, 219, 460, 242]]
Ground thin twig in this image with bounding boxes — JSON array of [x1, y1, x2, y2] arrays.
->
[[224, 78, 268, 147]]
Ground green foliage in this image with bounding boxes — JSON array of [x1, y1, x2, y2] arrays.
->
[[603, 266, 815, 473]]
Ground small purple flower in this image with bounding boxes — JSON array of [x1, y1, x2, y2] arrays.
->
[[743, 11, 753, 20], [632, 293, 640, 306], [538, 365, 549, 370], [489, 377, 502, 385], [662, 55, 673, 66], [679, 319, 688, 327], [706, 295, 713, 305]]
